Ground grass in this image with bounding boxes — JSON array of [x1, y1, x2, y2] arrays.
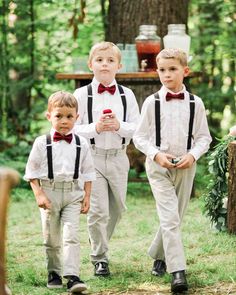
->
[[5, 179, 236, 295]]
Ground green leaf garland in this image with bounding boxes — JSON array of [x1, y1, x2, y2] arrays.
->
[[204, 136, 236, 231]]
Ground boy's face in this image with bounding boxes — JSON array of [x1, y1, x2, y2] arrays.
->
[[88, 48, 121, 86], [157, 58, 189, 92], [46, 106, 79, 135]]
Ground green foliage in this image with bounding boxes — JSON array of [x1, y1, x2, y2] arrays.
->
[[204, 136, 236, 231]]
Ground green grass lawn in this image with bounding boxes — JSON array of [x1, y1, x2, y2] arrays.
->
[[6, 182, 236, 295]]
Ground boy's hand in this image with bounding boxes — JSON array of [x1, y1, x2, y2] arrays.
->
[[81, 194, 90, 214], [36, 192, 51, 210], [95, 113, 120, 133], [154, 152, 176, 168], [175, 153, 195, 169]]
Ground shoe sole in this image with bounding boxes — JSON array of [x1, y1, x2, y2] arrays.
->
[[171, 283, 188, 293], [94, 272, 110, 277], [47, 284, 63, 289], [69, 283, 87, 293], [151, 270, 166, 277]]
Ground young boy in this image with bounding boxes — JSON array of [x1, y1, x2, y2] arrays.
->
[[24, 91, 96, 293], [133, 48, 212, 293], [73, 42, 140, 276]]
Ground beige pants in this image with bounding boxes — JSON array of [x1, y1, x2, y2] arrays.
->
[[88, 147, 130, 264], [146, 157, 196, 273], [39, 181, 83, 277]]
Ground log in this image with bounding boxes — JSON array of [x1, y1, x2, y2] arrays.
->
[[227, 141, 236, 233], [0, 167, 19, 295]]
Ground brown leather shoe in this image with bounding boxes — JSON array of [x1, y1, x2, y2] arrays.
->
[[151, 259, 167, 276], [171, 270, 188, 293]]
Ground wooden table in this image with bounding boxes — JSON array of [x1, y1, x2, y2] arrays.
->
[[56, 71, 201, 89]]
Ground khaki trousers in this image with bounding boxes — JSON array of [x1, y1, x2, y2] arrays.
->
[[146, 157, 196, 273], [39, 183, 83, 277], [88, 147, 129, 264]]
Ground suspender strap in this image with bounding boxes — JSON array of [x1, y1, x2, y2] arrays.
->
[[118, 84, 127, 145], [73, 134, 81, 180], [46, 134, 53, 180], [154, 92, 161, 148], [87, 83, 95, 145], [187, 93, 195, 150]]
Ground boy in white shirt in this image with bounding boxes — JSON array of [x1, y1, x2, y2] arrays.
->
[[133, 48, 211, 293], [24, 91, 96, 293], [73, 42, 140, 276]]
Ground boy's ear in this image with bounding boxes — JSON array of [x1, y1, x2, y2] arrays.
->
[[184, 66, 190, 77], [88, 61, 93, 71], [76, 114, 79, 120], [46, 111, 51, 121]]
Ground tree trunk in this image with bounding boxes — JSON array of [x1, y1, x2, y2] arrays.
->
[[227, 141, 236, 234], [105, 0, 189, 43]]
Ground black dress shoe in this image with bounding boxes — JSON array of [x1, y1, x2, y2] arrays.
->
[[94, 262, 110, 276], [151, 259, 167, 276], [171, 270, 188, 293]]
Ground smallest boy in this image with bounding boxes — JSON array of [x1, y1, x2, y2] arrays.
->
[[133, 49, 211, 293], [24, 91, 96, 293]]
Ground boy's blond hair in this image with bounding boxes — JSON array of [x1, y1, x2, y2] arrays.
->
[[88, 41, 122, 64], [47, 91, 78, 113], [156, 48, 188, 67]]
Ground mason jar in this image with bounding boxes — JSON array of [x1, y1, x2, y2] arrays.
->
[[135, 25, 161, 72], [163, 24, 191, 58]]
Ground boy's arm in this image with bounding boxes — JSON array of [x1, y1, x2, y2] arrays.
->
[[114, 88, 140, 138], [133, 96, 160, 160], [30, 179, 51, 210], [73, 88, 98, 139], [81, 181, 91, 214], [188, 98, 212, 161]]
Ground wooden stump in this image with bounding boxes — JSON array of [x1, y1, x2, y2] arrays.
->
[[0, 167, 19, 295], [227, 141, 236, 234]]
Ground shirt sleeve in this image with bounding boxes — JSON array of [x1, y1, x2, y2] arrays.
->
[[133, 95, 159, 160], [115, 87, 140, 138], [188, 97, 212, 160], [24, 136, 45, 181], [73, 87, 98, 138], [80, 138, 96, 181]]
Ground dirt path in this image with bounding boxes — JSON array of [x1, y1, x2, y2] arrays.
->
[[95, 282, 236, 295]]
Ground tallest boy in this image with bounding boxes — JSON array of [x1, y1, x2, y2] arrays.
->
[[73, 42, 140, 276]]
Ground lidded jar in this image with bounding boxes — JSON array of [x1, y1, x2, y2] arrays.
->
[[135, 25, 161, 72], [163, 24, 191, 58]]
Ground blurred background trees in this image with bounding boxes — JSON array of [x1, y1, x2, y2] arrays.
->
[[0, 0, 235, 148]]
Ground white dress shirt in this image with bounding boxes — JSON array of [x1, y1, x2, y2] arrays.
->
[[24, 128, 96, 183], [73, 77, 140, 149], [133, 85, 212, 160]]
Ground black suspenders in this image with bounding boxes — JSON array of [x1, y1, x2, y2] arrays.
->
[[46, 134, 81, 181], [87, 83, 127, 145], [154, 92, 195, 150], [87, 84, 95, 145]]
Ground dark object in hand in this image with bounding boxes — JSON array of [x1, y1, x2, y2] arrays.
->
[[171, 158, 181, 164]]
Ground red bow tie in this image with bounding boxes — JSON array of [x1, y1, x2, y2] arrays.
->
[[166, 92, 185, 101], [98, 83, 116, 95], [53, 132, 73, 144]]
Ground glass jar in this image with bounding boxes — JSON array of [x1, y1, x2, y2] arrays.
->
[[163, 24, 191, 57], [135, 25, 161, 72]]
